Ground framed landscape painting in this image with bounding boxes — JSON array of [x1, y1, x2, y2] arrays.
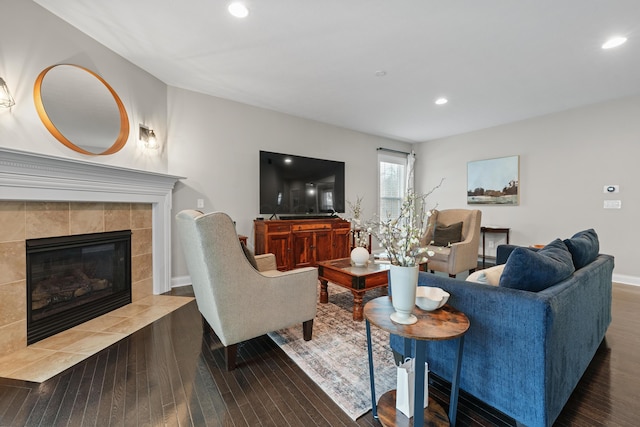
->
[[467, 155, 519, 205]]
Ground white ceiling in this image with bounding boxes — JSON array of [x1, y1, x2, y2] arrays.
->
[[34, 0, 640, 143]]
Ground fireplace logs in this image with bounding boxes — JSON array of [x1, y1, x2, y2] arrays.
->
[[31, 268, 112, 311]]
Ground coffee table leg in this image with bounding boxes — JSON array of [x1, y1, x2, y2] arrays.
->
[[351, 290, 364, 321], [320, 279, 329, 304]]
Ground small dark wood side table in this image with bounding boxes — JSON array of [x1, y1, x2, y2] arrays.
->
[[238, 235, 248, 246], [364, 297, 469, 426], [480, 226, 510, 268]]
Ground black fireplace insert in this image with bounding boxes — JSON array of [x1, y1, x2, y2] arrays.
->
[[26, 230, 132, 344]]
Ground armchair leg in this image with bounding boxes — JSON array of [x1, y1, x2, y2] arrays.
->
[[225, 344, 238, 371], [303, 319, 314, 341], [449, 274, 456, 278]]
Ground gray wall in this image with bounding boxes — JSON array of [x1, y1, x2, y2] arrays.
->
[[415, 94, 640, 284], [166, 87, 411, 281], [0, 0, 168, 171]]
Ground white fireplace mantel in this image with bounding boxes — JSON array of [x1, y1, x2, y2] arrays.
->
[[0, 147, 183, 294]]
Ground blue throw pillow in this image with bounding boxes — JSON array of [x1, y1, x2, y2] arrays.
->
[[563, 229, 599, 269], [499, 238, 575, 292]]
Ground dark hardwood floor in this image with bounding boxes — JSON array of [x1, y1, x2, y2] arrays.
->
[[1, 283, 638, 426]]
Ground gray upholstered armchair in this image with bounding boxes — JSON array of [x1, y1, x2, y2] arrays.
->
[[422, 209, 482, 277], [175, 210, 318, 370]]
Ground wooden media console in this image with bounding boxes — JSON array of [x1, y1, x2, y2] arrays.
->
[[254, 218, 351, 270]]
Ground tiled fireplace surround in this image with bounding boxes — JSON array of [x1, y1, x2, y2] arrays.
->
[[0, 148, 181, 357]]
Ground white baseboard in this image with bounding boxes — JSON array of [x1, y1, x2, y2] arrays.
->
[[171, 275, 192, 288], [613, 274, 640, 287]]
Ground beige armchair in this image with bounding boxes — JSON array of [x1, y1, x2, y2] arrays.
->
[[175, 210, 318, 370], [422, 209, 482, 278]]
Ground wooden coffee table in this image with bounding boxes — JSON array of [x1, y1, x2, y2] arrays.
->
[[317, 258, 391, 321]]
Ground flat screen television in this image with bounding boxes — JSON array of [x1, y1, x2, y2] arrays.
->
[[259, 150, 345, 217]]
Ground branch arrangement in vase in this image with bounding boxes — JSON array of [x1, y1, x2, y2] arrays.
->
[[367, 180, 443, 267]]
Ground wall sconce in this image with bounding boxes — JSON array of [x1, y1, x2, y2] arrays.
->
[[139, 124, 158, 149], [0, 77, 15, 108]]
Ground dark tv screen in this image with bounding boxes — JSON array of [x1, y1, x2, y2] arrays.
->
[[259, 150, 345, 216]]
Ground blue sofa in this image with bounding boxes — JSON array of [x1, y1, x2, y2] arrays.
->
[[390, 231, 614, 427]]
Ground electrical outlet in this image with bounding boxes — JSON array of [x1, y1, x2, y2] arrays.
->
[[197, 199, 204, 208]]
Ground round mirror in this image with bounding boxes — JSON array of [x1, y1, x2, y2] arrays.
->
[[34, 64, 129, 155]]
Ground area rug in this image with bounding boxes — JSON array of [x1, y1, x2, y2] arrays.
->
[[268, 283, 397, 420]]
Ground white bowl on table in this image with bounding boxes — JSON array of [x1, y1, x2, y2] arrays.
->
[[415, 287, 450, 311]]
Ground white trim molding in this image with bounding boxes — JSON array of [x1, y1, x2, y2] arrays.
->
[[0, 147, 183, 294]]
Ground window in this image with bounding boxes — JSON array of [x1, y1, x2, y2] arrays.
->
[[378, 152, 407, 221], [319, 187, 334, 211]]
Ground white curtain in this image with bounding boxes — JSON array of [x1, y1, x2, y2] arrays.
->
[[406, 150, 416, 192]]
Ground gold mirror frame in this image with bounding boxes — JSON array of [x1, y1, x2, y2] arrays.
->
[[33, 64, 130, 155]]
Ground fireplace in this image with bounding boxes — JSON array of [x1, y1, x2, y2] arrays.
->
[[0, 148, 180, 357], [26, 230, 132, 344]]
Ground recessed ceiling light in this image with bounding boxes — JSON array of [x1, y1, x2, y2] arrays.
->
[[435, 97, 448, 105], [228, 2, 249, 18], [602, 36, 627, 49]]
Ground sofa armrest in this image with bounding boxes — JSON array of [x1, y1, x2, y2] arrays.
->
[[255, 253, 277, 272], [218, 265, 318, 345], [447, 239, 479, 269]]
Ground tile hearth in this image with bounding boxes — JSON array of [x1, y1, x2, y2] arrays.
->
[[0, 294, 193, 383]]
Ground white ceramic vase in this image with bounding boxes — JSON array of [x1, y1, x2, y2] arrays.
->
[[350, 246, 369, 267], [389, 264, 419, 324]]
